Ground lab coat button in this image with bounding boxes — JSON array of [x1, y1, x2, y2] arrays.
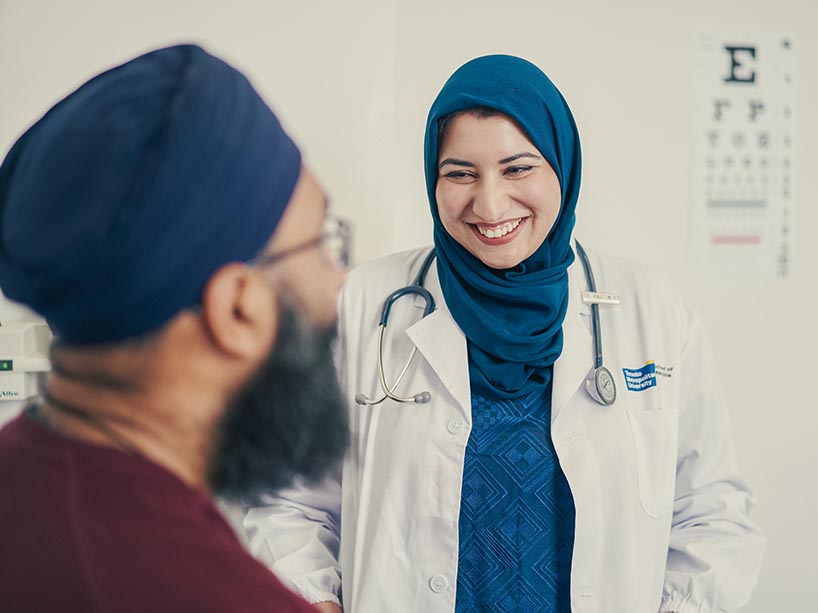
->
[[446, 418, 465, 434], [429, 574, 448, 593]]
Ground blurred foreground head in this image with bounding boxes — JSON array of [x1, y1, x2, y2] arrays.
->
[[0, 44, 349, 502]]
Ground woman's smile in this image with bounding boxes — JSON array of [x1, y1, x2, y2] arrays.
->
[[470, 216, 529, 245]]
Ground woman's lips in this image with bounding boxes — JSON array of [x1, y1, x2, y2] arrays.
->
[[469, 217, 528, 245]]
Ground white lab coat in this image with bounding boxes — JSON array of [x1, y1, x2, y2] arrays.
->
[[245, 245, 764, 613]]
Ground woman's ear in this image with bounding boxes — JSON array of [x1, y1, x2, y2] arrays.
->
[[200, 263, 278, 360]]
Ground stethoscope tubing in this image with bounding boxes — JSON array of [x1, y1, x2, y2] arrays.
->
[[355, 249, 437, 406], [575, 241, 604, 370], [357, 242, 615, 406]]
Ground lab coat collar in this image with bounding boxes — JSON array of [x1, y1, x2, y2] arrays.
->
[[404, 247, 594, 423], [405, 259, 471, 417], [552, 255, 594, 426]]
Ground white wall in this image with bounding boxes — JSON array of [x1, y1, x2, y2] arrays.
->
[[1, 1, 815, 610]]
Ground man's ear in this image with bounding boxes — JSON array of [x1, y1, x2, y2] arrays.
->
[[200, 264, 278, 360]]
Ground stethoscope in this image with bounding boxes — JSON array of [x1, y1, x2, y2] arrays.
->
[[355, 241, 618, 407], [574, 241, 617, 406], [354, 250, 437, 406]]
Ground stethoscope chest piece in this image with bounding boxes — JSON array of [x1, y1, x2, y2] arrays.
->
[[585, 365, 616, 406]]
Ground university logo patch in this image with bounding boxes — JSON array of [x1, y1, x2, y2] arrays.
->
[[622, 362, 657, 392]]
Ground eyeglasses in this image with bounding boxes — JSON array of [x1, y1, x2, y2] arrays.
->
[[248, 215, 351, 271]]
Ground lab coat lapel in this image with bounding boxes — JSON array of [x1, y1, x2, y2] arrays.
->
[[404, 263, 471, 417], [552, 257, 594, 427], [402, 252, 592, 422]]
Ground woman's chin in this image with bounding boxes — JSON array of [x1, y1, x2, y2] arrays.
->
[[469, 247, 527, 271]]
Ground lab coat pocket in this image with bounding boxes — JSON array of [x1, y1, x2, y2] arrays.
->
[[627, 408, 678, 517]]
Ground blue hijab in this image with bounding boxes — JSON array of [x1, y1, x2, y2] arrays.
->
[[423, 55, 581, 399]]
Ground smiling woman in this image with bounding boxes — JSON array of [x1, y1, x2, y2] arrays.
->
[[245, 54, 764, 613]]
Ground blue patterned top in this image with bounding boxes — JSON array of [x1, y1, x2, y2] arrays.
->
[[455, 383, 575, 612]]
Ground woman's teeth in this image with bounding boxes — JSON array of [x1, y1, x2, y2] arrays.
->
[[477, 218, 522, 239]]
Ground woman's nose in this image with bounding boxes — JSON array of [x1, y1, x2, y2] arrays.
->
[[471, 177, 509, 222]]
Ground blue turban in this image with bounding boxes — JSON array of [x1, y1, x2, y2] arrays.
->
[[0, 44, 301, 345], [424, 55, 581, 399]]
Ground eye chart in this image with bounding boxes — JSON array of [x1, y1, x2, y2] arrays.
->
[[692, 32, 794, 279]]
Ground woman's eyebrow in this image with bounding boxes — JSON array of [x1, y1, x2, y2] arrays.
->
[[499, 152, 542, 164], [439, 158, 475, 169]]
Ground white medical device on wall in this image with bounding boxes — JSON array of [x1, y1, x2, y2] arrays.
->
[[0, 321, 52, 401]]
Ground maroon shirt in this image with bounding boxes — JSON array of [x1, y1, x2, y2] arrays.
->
[[0, 411, 316, 613]]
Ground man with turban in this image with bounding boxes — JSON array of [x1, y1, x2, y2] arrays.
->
[[0, 44, 349, 612]]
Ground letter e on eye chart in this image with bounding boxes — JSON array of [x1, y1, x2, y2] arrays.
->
[[691, 31, 794, 280]]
